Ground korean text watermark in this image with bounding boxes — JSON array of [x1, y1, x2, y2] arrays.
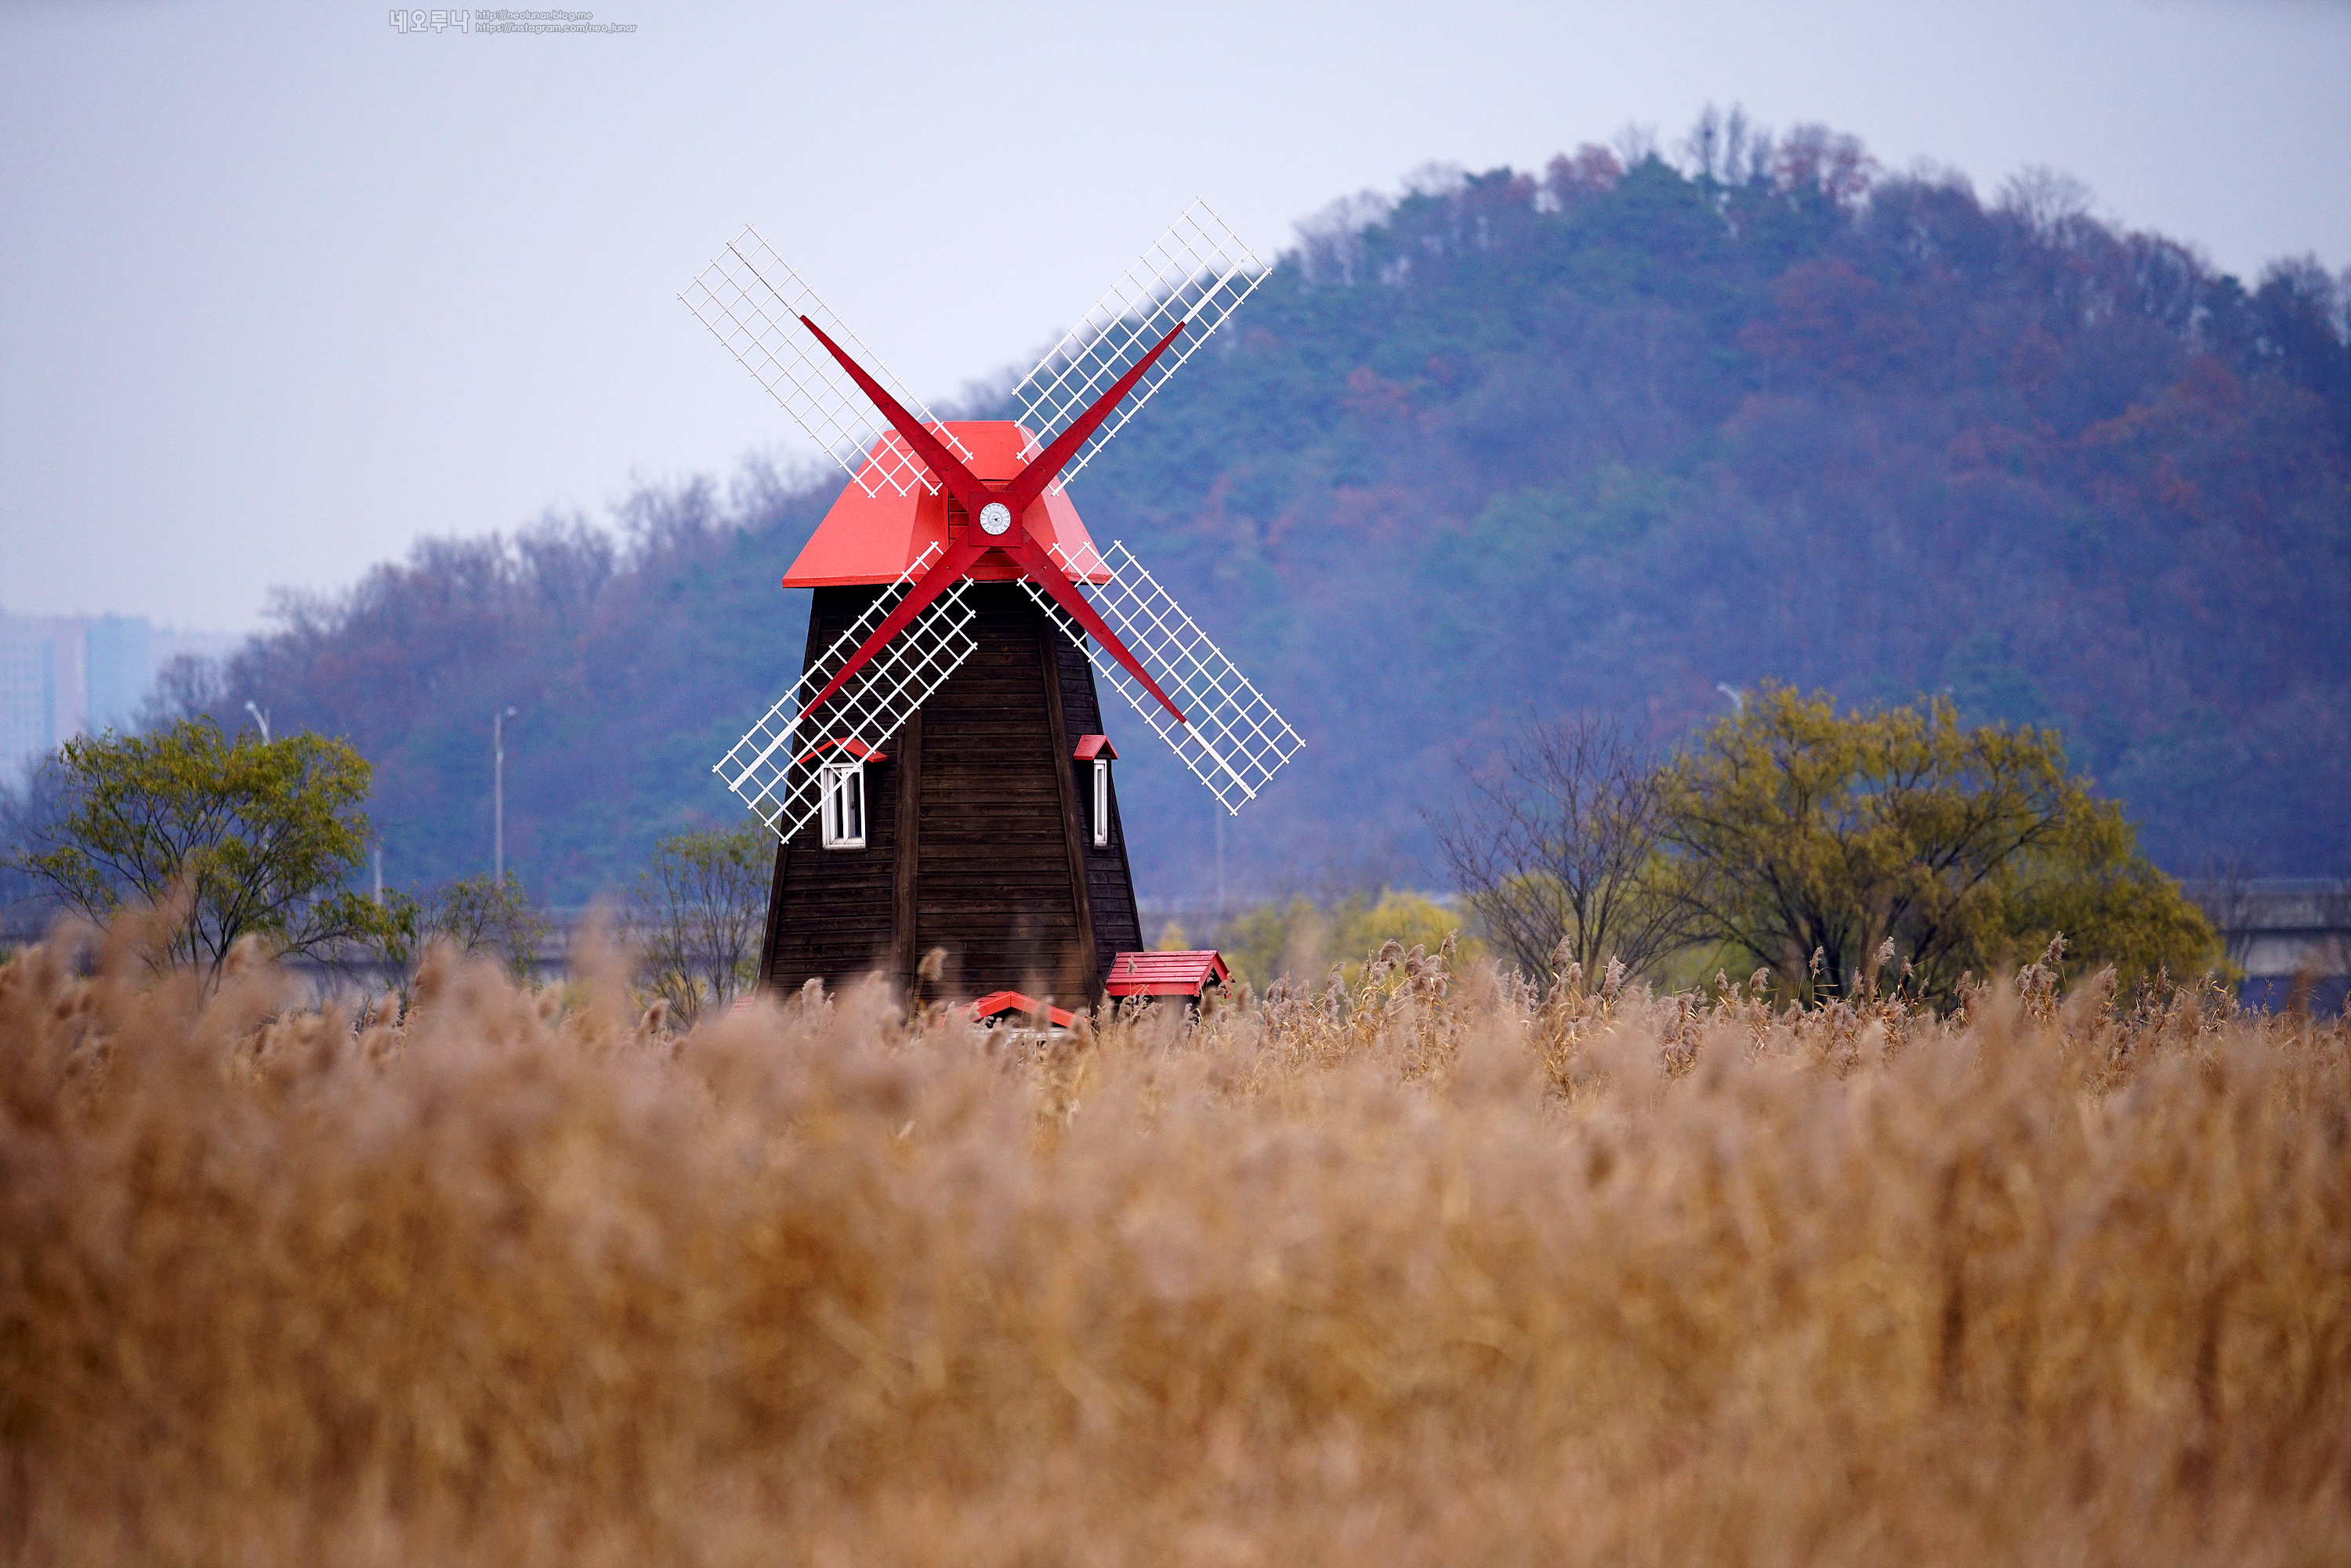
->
[[389, 9, 638, 34]]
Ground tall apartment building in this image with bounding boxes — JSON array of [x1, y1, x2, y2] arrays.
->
[[0, 612, 237, 778]]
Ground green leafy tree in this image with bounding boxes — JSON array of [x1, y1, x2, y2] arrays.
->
[[632, 820, 771, 1019], [425, 874, 545, 979], [365, 888, 425, 990], [1328, 890, 1478, 984], [1219, 888, 1479, 991], [1660, 686, 2216, 1003], [2010, 859, 2232, 996], [13, 719, 396, 982], [1217, 899, 1310, 991]]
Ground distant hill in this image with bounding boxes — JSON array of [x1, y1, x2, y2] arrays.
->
[[180, 124, 2351, 905]]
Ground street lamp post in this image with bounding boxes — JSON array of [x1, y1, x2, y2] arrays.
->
[[494, 707, 518, 882]]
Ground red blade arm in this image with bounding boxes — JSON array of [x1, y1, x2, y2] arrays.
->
[[799, 313, 1191, 725], [1000, 321, 1186, 514], [800, 540, 980, 719], [1012, 537, 1186, 724], [798, 316, 991, 510]]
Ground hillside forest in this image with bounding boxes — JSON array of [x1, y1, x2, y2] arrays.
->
[[103, 114, 2351, 906]]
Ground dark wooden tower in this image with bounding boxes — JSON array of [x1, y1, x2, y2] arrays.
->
[[756, 581, 1143, 1003]]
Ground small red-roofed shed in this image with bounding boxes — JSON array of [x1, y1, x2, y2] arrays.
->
[[968, 990, 1078, 1030], [1103, 949, 1230, 999]]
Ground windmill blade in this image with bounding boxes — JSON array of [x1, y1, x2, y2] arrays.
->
[[1021, 541, 1302, 815], [680, 226, 974, 498], [715, 545, 979, 840], [1009, 201, 1267, 489]]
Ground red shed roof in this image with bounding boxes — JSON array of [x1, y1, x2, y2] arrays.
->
[[1072, 733, 1118, 761], [1103, 950, 1230, 998], [782, 421, 1108, 588], [968, 990, 1078, 1029]]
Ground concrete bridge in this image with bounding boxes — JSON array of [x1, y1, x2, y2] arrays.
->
[[2183, 878, 2351, 1012]]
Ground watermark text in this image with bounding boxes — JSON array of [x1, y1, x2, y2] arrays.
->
[[388, 9, 638, 34]]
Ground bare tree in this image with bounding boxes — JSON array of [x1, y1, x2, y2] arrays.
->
[[135, 653, 228, 730], [1610, 122, 1661, 171], [1722, 105, 1771, 186], [1998, 166, 2096, 237], [1680, 104, 1724, 183], [1428, 714, 1686, 982], [0, 755, 75, 942]]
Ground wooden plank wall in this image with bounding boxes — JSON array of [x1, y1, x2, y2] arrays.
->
[[756, 582, 1144, 1006], [1051, 626, 1146, 982], [760, 585, 896, 994], [913, 586, 1089, 1000]]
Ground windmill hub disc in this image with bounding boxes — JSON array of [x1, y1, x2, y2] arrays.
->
[[978, 501, 1012, 536]]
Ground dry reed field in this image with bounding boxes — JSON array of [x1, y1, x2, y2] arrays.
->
[[2, 915, 2347, 1566]]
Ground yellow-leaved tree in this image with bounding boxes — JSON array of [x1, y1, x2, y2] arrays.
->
[[1220, 889, 1478, 991], [1660, 686, 2216, 1003], [13, 718, 400, 983]]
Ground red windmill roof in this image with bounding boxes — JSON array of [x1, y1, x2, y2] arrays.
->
[[1103, 950, 1230, 998], [1071, 734, 1118, 761], [782, 421, 1108, 588]]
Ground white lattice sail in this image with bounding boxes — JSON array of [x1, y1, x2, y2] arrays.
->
[[680, 226, 973, 498], [1010, 201, 1268, 489], [715, 549, 979, 840], [1023, 541, 1303, 815]]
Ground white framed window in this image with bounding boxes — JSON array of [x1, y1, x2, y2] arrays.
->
[[819, 760, 866, 849], [1091, 758, 1110, 847]]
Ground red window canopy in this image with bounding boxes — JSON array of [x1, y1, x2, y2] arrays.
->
[[795, 737, 888, 766], [1072, 733, 1118, 761], [1103, 950, 1230, 998], [968, 990, 1078, 1029]]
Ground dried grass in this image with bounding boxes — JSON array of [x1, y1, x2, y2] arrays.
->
[[2, 914, 2346, 1565]]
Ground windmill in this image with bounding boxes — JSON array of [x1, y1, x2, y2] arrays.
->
[[680, 202, 1302, 1005]]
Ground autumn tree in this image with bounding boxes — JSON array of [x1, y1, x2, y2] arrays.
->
[[12, 719, 397, 982], [1659, 686, 2216, 1003]]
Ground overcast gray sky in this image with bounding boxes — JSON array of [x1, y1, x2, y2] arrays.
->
[[3, 0, 2346, 631]]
